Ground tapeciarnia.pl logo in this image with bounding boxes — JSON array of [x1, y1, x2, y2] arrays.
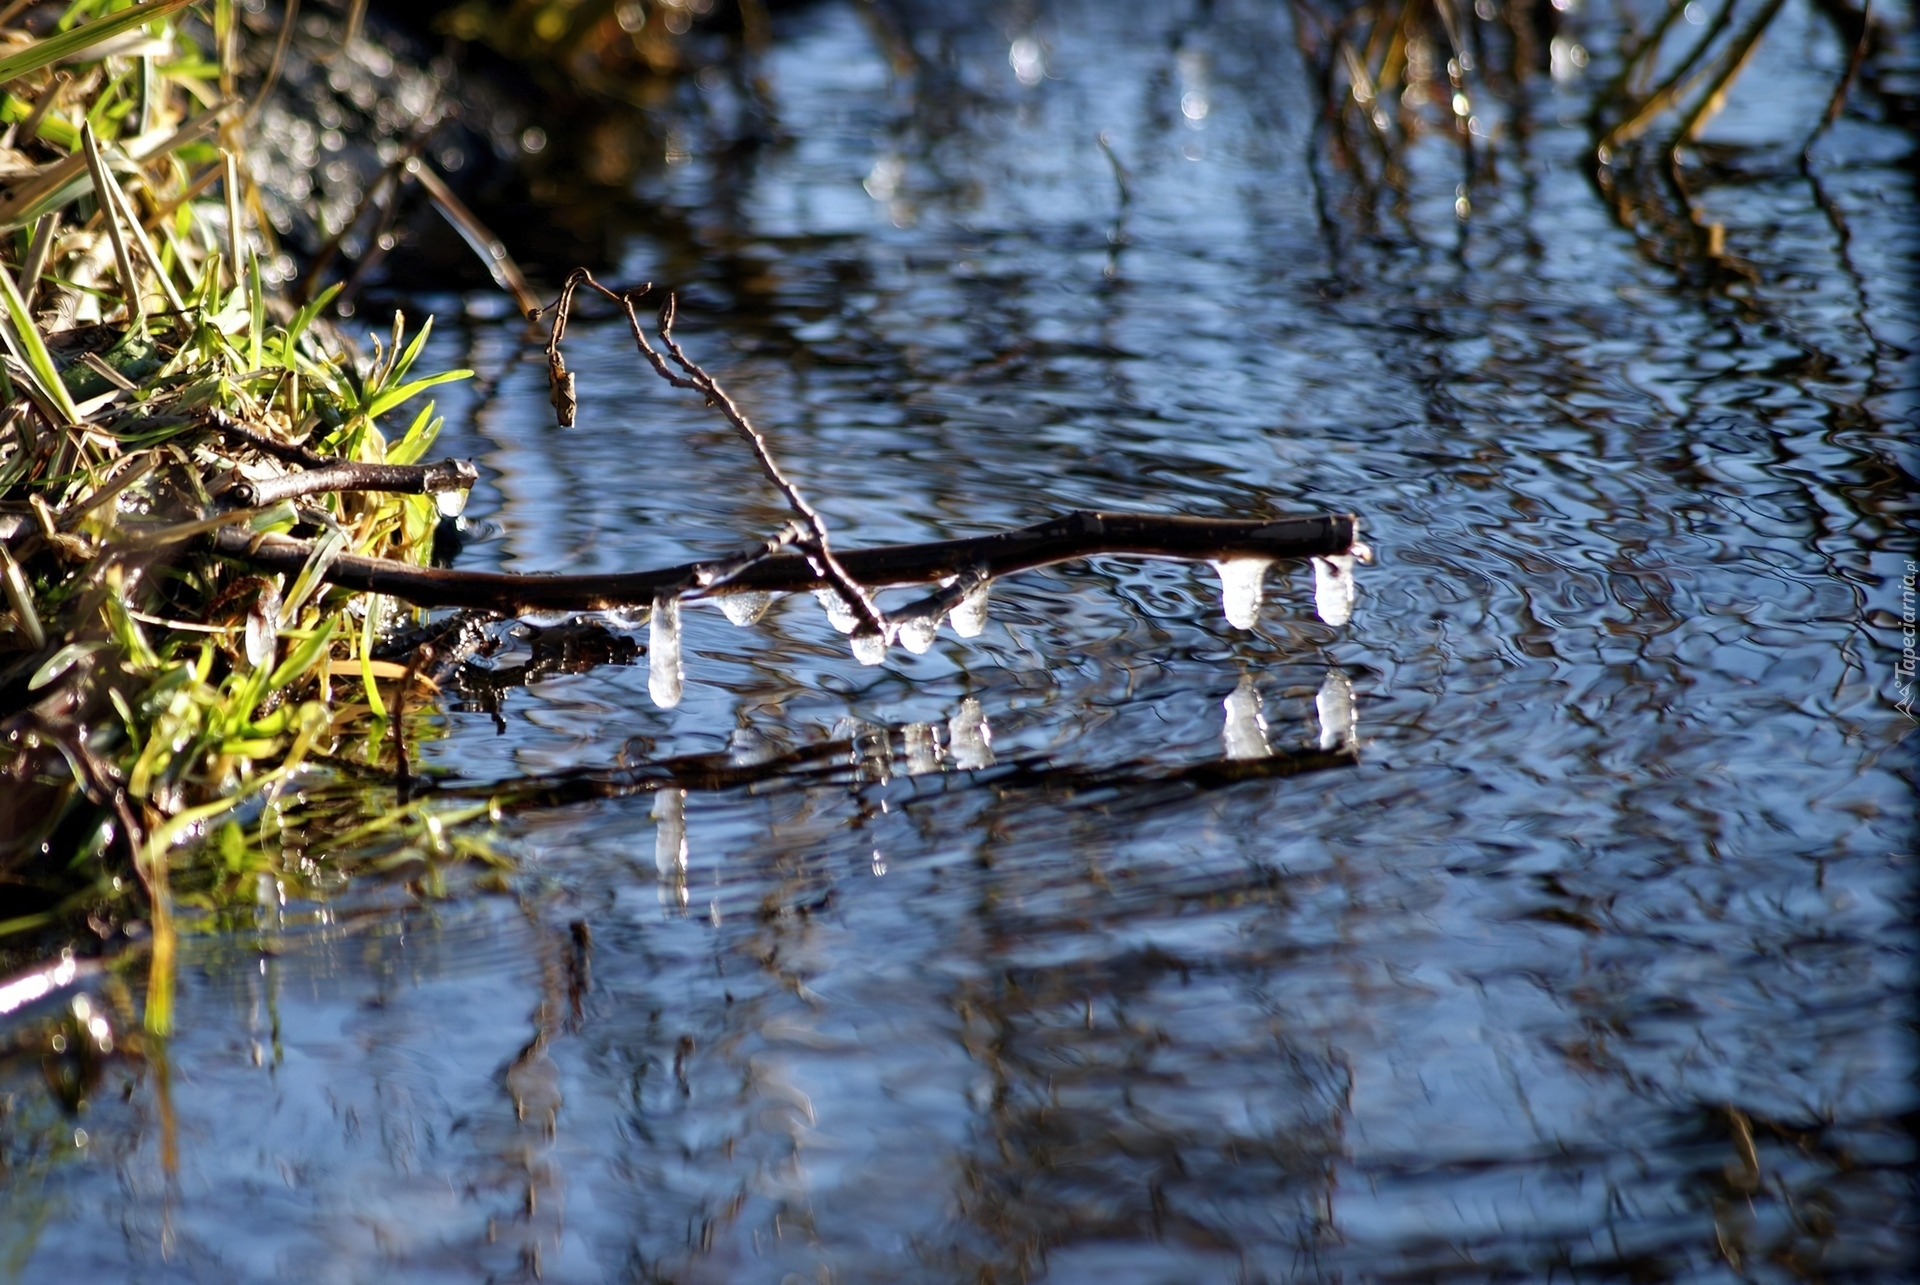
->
[[1898, 559, 1917, 721]]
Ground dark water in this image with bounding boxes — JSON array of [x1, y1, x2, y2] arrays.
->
[[5, 1, 1917, 1280]]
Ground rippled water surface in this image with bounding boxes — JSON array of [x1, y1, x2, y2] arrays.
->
[[5, 1, 1916, 1279]]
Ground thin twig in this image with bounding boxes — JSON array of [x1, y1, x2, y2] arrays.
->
[[581, 275, 890, 638], [1598, 0, 1740, 154], [392, 650, 413, 801], [544, 270, 584, 427], [688, 520, 806, 590], [408, 158, 541, 317], [244, 0, 299, 124]]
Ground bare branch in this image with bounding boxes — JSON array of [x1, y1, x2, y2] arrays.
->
[[543, 268, 586, 426], [689, 520, 807, 590], [224, 457, 478, 508], [206, 511, 1360, 615], [561, 271, 890, 638]]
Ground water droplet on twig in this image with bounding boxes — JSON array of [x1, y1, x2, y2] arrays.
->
[[815, 588, 860, 634], [648, 594, 683, 708], [950, 580, 991, 638], [245, 605, 277, 671], [896, 612, 940, 654], [1312, 554, 1358, 626], [1211, 558, 1270, 629], [653, 788, 688, 910], [603, 605, 649, 630], [718, 591, 771, 626], [851, 629, 888, 666]]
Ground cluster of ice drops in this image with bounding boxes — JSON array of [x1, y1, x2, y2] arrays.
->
[[640, 548, 1365, 711]]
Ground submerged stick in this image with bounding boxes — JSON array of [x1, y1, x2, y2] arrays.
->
[[208, 511, 1359, 614]]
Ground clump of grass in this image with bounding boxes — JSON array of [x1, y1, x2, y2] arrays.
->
[[1, 0, 501, 1028]]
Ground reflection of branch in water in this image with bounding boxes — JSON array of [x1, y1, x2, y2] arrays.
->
[[946, 768, 1354, 1276], [410, 716, 1360, 818], [1293, 0, 1868, 281]]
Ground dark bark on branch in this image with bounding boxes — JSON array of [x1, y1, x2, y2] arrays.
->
[[226, 458, 478, 508], [206, 510, 1358, 614]]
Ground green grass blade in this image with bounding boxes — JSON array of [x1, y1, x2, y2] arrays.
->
[[385, 401, 441, 466], [246, 251, 264, 369], [0, 256, 83, 423], [359, 598, 387, 721], [268, 616, 337, 688], [0, 0, 195, 85], [366, 368, 471, 422], [283, 282, 341, 361], [384, 314, 433, 389]]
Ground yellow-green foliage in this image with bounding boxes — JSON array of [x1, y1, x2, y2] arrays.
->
[[1, 2, 497, 996]]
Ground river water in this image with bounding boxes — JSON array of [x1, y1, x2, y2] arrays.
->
[[4, 1, 1915, 1280]]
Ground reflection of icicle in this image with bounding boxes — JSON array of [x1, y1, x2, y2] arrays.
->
[[648, 594, 684, 708], [727, 725, 780, 766], [833, 717, 891, 780], [1312, 554, 1358, 626], [815, 588, 860, 633], [1211, 558, 1271, 629], [1221, 674, 1270, 760], [871, 848, 887, 877], [950, 581, 991, 638], [719, 592, 772, 626], [851, 629, 889, 666], [949, 698, 995, 769], [1316, 668, 1356, 752], [903, 722, 941, 775], [858, 724, 892, 782], [897, 612, 941, 654], [653, 788, 689, 911]]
